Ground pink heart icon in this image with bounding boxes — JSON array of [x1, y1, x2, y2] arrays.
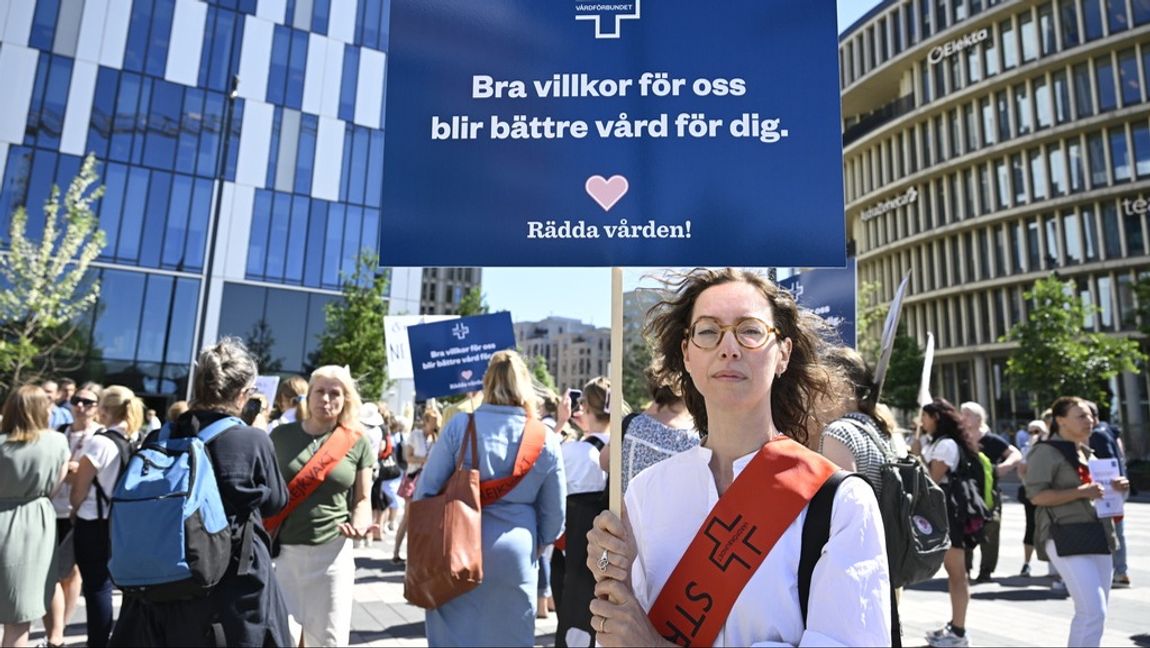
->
[[585, 175, 629, 212], [460, 370, 473, 380]]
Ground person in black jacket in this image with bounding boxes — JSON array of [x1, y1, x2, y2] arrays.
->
[[111, 338, 292, 647]]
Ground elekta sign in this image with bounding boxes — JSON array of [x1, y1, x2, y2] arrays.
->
[[928, 28, 989, 64]]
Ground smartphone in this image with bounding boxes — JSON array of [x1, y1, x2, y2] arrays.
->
[[241, 397, 263, 425], [568, 389, 582, 412]]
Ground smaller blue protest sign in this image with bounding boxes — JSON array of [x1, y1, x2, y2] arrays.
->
[[407, 312, 518, 400], [779, 259, 857, 348]]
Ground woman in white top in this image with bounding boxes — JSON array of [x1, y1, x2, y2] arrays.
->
[[585, 268, 890, 647], [43, 383, 102, 648], [914, 398, 976, 648], [69, 385, 144, 648]]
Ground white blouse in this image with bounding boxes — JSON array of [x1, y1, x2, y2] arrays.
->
[[625, 445, 891, 647]]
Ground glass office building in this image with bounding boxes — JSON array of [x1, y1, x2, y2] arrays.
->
[[0, 0, 467, 403], [841, 0, 1150, 453]]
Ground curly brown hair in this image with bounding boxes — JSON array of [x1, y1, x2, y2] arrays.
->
[[644, 268, 835, 445]]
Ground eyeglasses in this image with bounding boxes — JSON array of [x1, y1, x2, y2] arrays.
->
[[685, 317, 780, 350], [71, 397, 98, 407]]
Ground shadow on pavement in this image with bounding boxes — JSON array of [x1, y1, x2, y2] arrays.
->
[[906, 579, 949, 592], [1132, 634, 1150, 647], [971, 589, 1068, 601], [356, 556, 407, 573], [355, 622, 425, 640]]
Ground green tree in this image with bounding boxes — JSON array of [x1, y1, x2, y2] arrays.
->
[[458, 286, 489, 316], [527, 352, 557, 391], [245, 318, 284, 373], [313, 251, 389, 400], [1002, 275, 1145, 412], [0, 154, 106, 392], [855, 280, 888, 366], [882, 330, 926, 412], [622, 340, 652, 410]]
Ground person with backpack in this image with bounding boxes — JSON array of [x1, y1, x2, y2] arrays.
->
[[584, 269, 891, 646], [1026, 396, 1130, 648], [68, 385, 144, 647], [411, 350, 566, 646], [916, 398, 986, 648], [960, 401, 1022, 584], [109, 338, 292, 646]]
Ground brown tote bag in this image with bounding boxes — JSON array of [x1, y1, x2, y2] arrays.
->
[[403, 418, 484, 609]]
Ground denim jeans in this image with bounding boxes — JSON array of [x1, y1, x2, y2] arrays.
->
[[74, 518, 114, 648]]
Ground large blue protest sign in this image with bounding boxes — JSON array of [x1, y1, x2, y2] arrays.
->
[[407, 311, 517, 400], [380, 0, 845, 268], [779, 259, 857, 348]]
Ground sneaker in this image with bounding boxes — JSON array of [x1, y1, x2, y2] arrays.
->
[[1112, 574, 1132, 588], [927, 627, 970, 647], [972, 572, 993, 584], [926, 623, 954, 640], [1051, 579, 1067, 593], [1020, 563, 1031, 577]]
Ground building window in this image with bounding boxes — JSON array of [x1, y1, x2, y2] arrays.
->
[[997, 90, 1012, 141], [1014, 83, 1033, 136], [1088, 131, 1108, 186], [1039, 3, 1057, 56], [1083, 206, 1100, 260], [1083, 0, 1105, 40], [1030, 149, 1048, 200], [984, 33, 1000, 76], [1064, 210, 1084, 264], [1068, 139, 1086, 191], [996, 158, 1011, 208], [1035, 78, 1053, 130], [1118, 48, 1141, 106], [1125, 201, 1147, 255], [1050, 145, 1067, 196], [1133, 123, 1150, 177], [1074, 63, 1095, 118], [1045, 215, 1060, 268], [1053, 70, 1072, 123], [1106, 0, 1130, 33], [1012, 153, 1027, 205], [1061, 0, 1081, 47], [1020, 12, 1039, 63], [981, 96, 996, 145], [1096, 55, 1118, 112], [1027, 219, 1042, 269], [1135, 0, 1150, 25], [1102, 203, 1123, 258], [1098, 275, 1115, 329], [1001, 19, 1019, 70], [1110, 126, 1131, 182]]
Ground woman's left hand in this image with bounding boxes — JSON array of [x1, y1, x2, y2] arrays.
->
[[1112, 477, 1131, 493], [590, 579, 671, 647], [338, 522, 380, 539]]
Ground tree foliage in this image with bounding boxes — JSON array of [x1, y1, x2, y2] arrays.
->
[[0, 154, 106, 392], [313, 251, 389, 400], [527, 352, 557, 391], [622, 340, 652, 410], [458, 286, 489, 316], [883, 330, 926, 412], [855, 280, 888, 367], [1002, 275, 1145, 412], [245, 319, 284, 373]]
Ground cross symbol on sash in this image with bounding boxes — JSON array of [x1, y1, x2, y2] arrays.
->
[[702, 513, 764, 572]]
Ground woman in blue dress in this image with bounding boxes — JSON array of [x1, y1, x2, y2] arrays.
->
[[414, 350, 567, 647]]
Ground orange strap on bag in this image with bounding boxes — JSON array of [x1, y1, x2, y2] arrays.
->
[[646, 438, 838, 647], [265, 425, 362, 536], [479, 415, 546, 506]]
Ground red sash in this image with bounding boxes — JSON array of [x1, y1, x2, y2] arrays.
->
[[646, 437, 838, 647], [265, 425, 362, 536], [477, 414, 547, 506]]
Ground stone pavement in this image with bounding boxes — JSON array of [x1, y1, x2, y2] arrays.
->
[[31, 497, 1148, 647]]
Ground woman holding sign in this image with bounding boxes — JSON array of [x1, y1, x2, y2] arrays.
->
[[1024, 396, 1129, 648], [414, 350, 567, 646], [585, 268, 891, 647]]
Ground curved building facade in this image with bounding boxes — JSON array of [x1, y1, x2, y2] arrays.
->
[[841, 0, 1150, 454]]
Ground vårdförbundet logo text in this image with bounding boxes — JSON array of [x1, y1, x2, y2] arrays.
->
[[575, 1, 641, 39]]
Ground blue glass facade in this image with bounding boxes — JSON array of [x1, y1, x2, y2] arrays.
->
[[0, 0, 388, 399]]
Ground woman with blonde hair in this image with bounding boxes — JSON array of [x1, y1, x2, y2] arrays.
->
[[269, 365, 375, 647], [414, 350, 566, 646], [0, 385, 69, 648], [69, 385, 144, 647]]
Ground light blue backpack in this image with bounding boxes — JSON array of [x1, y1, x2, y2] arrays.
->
[[108, 416, 245, 601]]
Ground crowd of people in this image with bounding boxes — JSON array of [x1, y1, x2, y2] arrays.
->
[[0, 267, 1137, 648]]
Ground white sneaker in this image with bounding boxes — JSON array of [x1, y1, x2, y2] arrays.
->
[[927, 627, 970, 647]]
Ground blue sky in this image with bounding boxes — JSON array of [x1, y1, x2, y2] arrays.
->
[[481, 0, 880, 326]]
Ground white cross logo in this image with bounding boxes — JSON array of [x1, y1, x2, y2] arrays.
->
[[452, 323, 470, 340], [576, 0, 641, 40]]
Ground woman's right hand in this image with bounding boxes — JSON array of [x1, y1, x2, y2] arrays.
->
[[1079, 482, 1105, 500], [586, 510, 636, 584]]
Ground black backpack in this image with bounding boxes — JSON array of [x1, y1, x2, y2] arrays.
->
[[946, 444, 994, 546], [838, 417, 951, 589]]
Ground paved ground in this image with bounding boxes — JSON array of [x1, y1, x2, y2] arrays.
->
[[32, 493, 1149, 647]]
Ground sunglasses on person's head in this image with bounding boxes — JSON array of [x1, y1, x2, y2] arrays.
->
[[71, 396, 98, 407]]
